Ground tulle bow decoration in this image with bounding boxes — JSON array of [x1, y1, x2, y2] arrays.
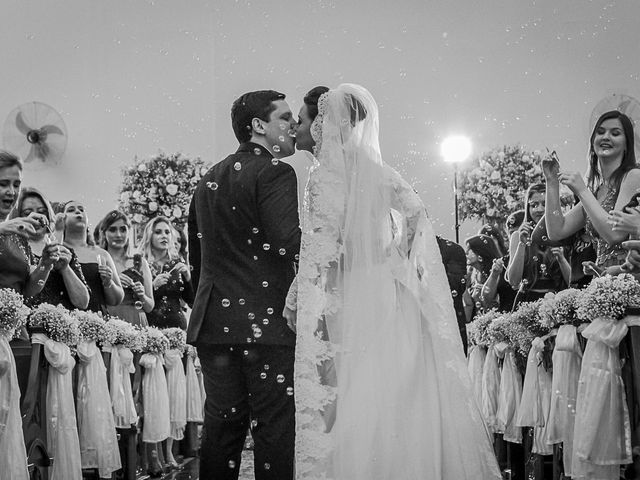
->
[[481, 344, 501, 432], [572, 316, 639, 480], [32, 332, 83, 480], [546, 324, 583, 477], [103, 343, 137, 428], [0, 334, 29, 480], [495, 345, 523, 444]]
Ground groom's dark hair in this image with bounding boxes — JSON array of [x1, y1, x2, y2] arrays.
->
[[303, 86, 329, 121], [231, 90, 286, 143]]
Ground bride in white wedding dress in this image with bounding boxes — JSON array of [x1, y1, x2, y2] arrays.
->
[[285, 83, 502, 480]]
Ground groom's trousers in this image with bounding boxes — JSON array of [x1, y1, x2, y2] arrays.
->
[[198, 344, 295, 480]]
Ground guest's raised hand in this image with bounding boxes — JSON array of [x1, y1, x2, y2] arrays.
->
[[558, 171, 587, 196], [550, 247, 564, 259], [170, 261, 191, 282], [518, 221, 534, 245], [541, 153, 560, 181], [608, 209, 640, 236], [131, 281, 145, 298], [582, 260, 603, 277], [53, 245, 72, 270], [40, 243, 60, 269], [98, 262, 114, 286], [119, 273, 134, 288], [491, 258, 505, 273], [0, 215, 42, 239], [153, 273, 170, 290]]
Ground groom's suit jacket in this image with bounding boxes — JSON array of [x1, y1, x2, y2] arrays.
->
[[187, 142, 301, 347]]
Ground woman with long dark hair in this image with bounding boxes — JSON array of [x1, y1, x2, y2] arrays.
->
[[506, 183, 571, 304], [543, 110, 640, 274]]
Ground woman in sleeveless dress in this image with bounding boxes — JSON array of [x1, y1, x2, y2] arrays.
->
[[99, 210, 154, 327], [9, 187, 89, 310], [284, 84, 501, 480], [62, 200, 124, 314]]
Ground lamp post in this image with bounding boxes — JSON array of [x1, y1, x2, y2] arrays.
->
[[441, 135, 472, 244]]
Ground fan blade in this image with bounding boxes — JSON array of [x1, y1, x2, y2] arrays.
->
[[24, 145, 38, 163], [15, 111, 35, 135], [40, 124, 64, 136], [36, 143, 50, 159]]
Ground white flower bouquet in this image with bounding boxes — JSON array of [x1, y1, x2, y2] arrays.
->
[[163, 327, 187, 352], [0, 288, 30, 338], [103, 317, 142, 350], [467, 308, 501, 347], [576, 274, 640, 322], [29, 303, 80, 345], [142, 326, 170, 355], [72, 310, 107, 343]]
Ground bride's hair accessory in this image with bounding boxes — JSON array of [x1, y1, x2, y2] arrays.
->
[[310, 92, 330, 156]]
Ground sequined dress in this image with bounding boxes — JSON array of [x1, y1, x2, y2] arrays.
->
[[148, 258, 194, 330], [0, 232, 31, 292], [585, 183, 627, 268], [27, 248, 88, 309]]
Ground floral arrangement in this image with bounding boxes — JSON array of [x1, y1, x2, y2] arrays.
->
[[29, 303, 80, 345], [538, 289, 583, 328], [485, 313, 513, 346], [72, 310, 106, 343], [118, 151, 210, 232], [142, 326, 170, 355], [103, 317, 141, 350], [576, 274, 640, 321], [467, 308, 501, 347], [510, 299, 548, 337], [184, 344, 198, 359], [458, 145, 545, 227], [163, 327, 187, 352], [0, 288, 30, 338]]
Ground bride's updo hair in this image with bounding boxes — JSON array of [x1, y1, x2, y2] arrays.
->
[[303, 86, 329, 121]]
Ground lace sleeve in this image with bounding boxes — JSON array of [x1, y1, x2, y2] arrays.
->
[[386, 165, 425, 253], [285, 277, 297, 311]]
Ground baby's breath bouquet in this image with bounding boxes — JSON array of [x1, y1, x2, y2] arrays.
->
[[511, 299, 547, 337], [184, 344, 198, 359], [485, 313, 512, 346], [103, 317, 140, 349], [163, 327, 187, 352], [468, 308, 501, 347], [0, 288, 30, 338], [72, 310, 107, 344], [538, 289, 583, 329], [142, 326, 170, 355], [29, 303, 80, 345], [576, 274, 640, 322]]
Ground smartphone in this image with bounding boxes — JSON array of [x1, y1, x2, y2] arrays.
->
[[623, 192, 640, 213]]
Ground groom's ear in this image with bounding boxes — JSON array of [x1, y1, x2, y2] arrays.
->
[[251, 118, 266, 135]]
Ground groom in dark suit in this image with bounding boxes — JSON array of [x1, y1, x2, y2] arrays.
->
[[188, 90, 301, 480]]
